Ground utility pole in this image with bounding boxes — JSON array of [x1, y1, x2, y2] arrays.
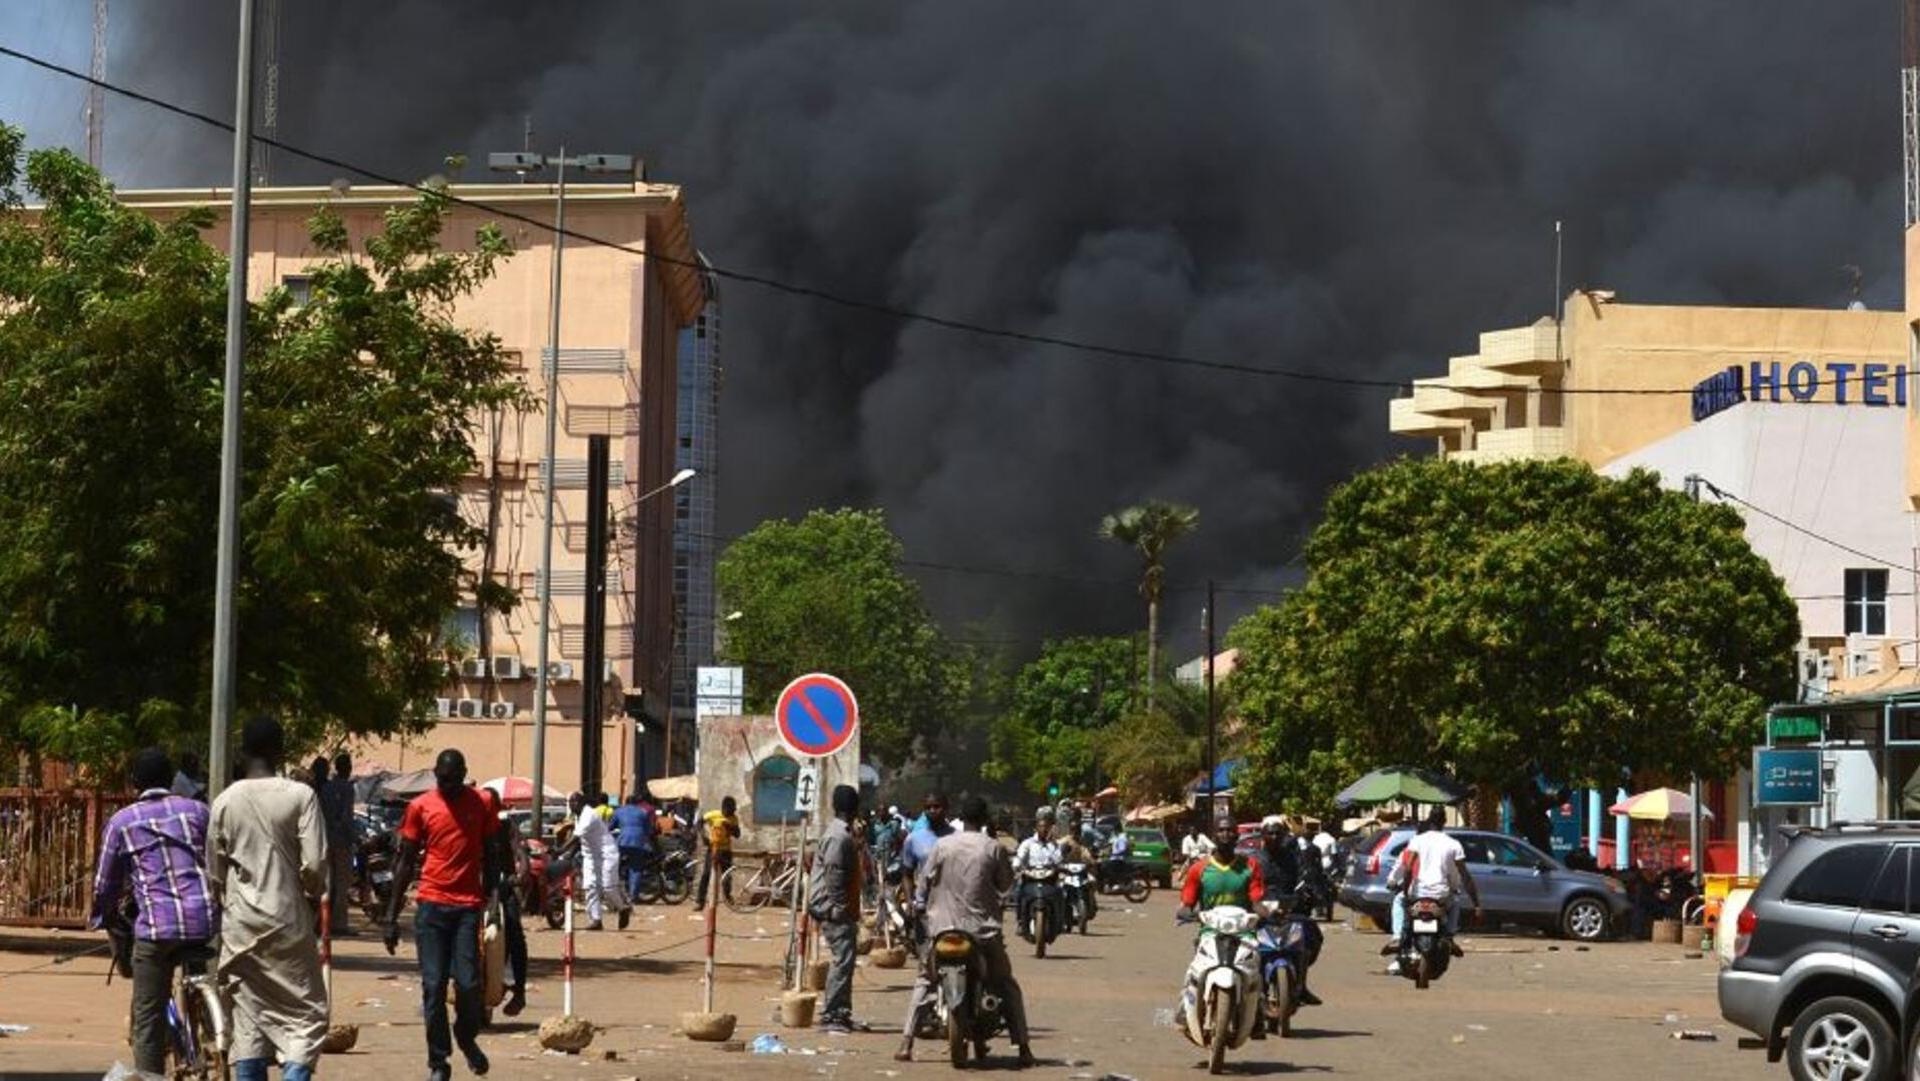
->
[[1204, 580, 1217, 824], [1683, 474, 1705, 888], [484, 150, 632, 830], [580, 435, 611, 798], [208, 0, 259, 799]]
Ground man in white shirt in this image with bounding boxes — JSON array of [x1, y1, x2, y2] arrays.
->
[[1180, 824, 1214, 864], [1382, 809, 1479, 955], [1012, 820, 1063, 940], [565, 791, 629, 931]]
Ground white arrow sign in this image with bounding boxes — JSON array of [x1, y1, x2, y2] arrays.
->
[[794, 763, 821, 813]]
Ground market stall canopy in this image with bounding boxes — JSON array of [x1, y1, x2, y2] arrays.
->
[[479, 776, 566, 807], [372, 768, 437, 802], [1608, 787, 1713, 821], [1126, 802, 1187, 824], [649, 774, 699, 802], [1332, 766, 1465, 809]]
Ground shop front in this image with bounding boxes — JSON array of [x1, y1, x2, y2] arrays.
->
[[1750, 689, 1920, 872]]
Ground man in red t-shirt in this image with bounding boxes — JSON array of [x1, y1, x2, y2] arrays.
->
[[383, 749, 502, 1081]]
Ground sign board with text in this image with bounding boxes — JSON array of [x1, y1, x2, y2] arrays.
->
[[1755, 747, 1823, 806]]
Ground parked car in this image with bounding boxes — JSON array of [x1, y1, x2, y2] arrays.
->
[[1337, 828, 1627, 942], [1720, 823, 1920, 1080], [1125, 827, 1174, 889]]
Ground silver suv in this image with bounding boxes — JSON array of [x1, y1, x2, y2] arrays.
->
[[1719, 823, 1920, 1080]]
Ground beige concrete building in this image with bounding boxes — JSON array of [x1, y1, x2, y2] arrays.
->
[[119, 181, 705, 797]]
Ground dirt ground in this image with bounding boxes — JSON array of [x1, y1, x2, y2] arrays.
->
[[0, 894, 1774, 1080]]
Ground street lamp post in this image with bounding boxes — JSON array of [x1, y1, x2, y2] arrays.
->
[[208, 0, 259, 800], [487, 150, 633, 835]]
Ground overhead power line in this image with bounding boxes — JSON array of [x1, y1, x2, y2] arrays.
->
[[0, 43, 1846, 400], [1699, 478, 1920, 576]]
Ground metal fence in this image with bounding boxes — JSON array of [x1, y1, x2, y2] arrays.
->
[[0, 788, 134, 927]]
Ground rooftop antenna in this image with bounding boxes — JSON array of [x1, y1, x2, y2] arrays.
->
[[86, 0, 105, 169], [1905, 0, 1920, 226], [250, 0, 280, 184]]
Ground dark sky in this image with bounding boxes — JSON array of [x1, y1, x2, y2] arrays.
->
[[0, 1, 1903, 658]]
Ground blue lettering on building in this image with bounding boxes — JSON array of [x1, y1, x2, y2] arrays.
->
[[1689, 361, 1913, 423]]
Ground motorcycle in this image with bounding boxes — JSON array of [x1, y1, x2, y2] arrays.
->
[[1178, 905, 1265, 1075], [1016, 866, 1067, 958], [355, 825, 398, 924], [1092, 856, 1153, 903], [1394, 896, 1455, 989], [1059, 862, 1095, 935], [926, 928, 1008, 1068], [1255, 894, 1323, 1036], [528, 840, 576, 930]]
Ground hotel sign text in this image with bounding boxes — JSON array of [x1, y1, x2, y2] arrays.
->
[[1691, 361, 1910, 423]]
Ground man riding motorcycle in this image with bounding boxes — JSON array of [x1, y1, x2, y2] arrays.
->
[[1380, 808, 1481, 959], [1180, 822, 1265, 914], [1012, 818, 1064, 940], [1252, 818, 1321, 1007], [895, 796, 1034, 1067]]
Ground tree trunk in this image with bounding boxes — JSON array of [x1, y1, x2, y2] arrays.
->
[[1145, 597, 1159, 712]]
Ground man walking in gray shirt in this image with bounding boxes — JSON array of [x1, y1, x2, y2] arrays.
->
[[810, 784, 865, 1033], [894, 795, 1034, 1067]]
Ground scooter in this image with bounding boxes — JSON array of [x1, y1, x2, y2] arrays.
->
[[1016, 866, 1067, 958], [1255, 894, 1322, 1036], [1395, 896, 1454, 989], [1060, 862, 1095, 935], [926, 927, 1009, 1068], [1178, 905, 1265, 1075]]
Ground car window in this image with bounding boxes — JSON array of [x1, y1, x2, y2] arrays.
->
[[1864, 847, 1911, 914], [1484, 837, 1539, 867], [1458, 837, 1492, 864], [1785, 844, 1891, 909]]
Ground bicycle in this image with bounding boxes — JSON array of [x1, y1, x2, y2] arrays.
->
[[720, 850, 802, 914]]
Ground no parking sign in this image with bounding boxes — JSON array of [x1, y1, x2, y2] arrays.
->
[[774, 673, 859, 760]]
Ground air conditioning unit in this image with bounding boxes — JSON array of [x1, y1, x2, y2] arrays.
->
[[1797, 648, 1836, 687], [459, 658, 488, 680], [491, 655, 525, 681], [456, 698, 484, 719], [1846, 634, 1882, 678], [546, 661, 576, 682], [434, 697, 454, 719], [488, 701, 517, 720]]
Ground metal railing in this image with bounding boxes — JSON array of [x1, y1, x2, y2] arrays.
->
[[0, 788, 135, 928]]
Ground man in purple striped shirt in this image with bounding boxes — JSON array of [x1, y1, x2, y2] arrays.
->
[[91, 746, 217, 1076]]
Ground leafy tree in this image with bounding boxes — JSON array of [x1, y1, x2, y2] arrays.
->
[[716, 508, 970, 761], [0, 126, 527, 773], [1229, 457, 1798, 845], [983, 635, 1136, 796], [1098, 500, 1199, 710], [1097, 675, 1212, 802]]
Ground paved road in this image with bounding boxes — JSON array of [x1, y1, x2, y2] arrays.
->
[[0, 892, 1774, 1080]]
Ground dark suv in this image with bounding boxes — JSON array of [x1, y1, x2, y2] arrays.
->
[[1719, 824, 1920, 1080]]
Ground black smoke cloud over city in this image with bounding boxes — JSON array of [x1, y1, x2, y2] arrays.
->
[[34, 0, 1902, 654]]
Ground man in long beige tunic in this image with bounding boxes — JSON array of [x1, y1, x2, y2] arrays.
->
[[209, 715, 330, 1080]]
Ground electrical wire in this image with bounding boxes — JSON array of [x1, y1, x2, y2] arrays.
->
[[0, 42, 1859, 401], [1699, 478, 1920, 575]]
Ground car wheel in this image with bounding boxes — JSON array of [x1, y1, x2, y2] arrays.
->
[[1560, 897, 1609, 942], [1788, 996, 1895, 1081]]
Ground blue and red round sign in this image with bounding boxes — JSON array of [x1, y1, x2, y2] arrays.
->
[[774, 673, 860, 759]]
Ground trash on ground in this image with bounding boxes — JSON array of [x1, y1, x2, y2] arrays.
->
[[1466, 1024, 1488, 1032], [1450, 1034, 1467, 1044], [1673, 1030, 1718, 1042], [751, 1033, 790, 1055], [0, 1024, 29, 1035]]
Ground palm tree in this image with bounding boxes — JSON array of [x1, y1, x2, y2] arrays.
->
[[1098, 500, 1199, 710]]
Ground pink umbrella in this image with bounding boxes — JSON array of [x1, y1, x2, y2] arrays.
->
[[480, 776, 566, 807]]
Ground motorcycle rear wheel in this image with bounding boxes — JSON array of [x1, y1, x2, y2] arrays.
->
[[1077, 900, 1090, 936], [1414, 953, 1431, 991], [947, 1012, 968, 1068], [659, 863, 693, 906], [1207, 989, 1232, 1074], [544, 893, 566, 930], [1124, 875, 1151, 905], [1033, 908, 1047, 959]]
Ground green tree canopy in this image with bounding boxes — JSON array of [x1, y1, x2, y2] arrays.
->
[[716, 508, 970, 761], [1230, 457, 1798, 843], [983, 634, 1136, 796], [0, 126, 527, 773]]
